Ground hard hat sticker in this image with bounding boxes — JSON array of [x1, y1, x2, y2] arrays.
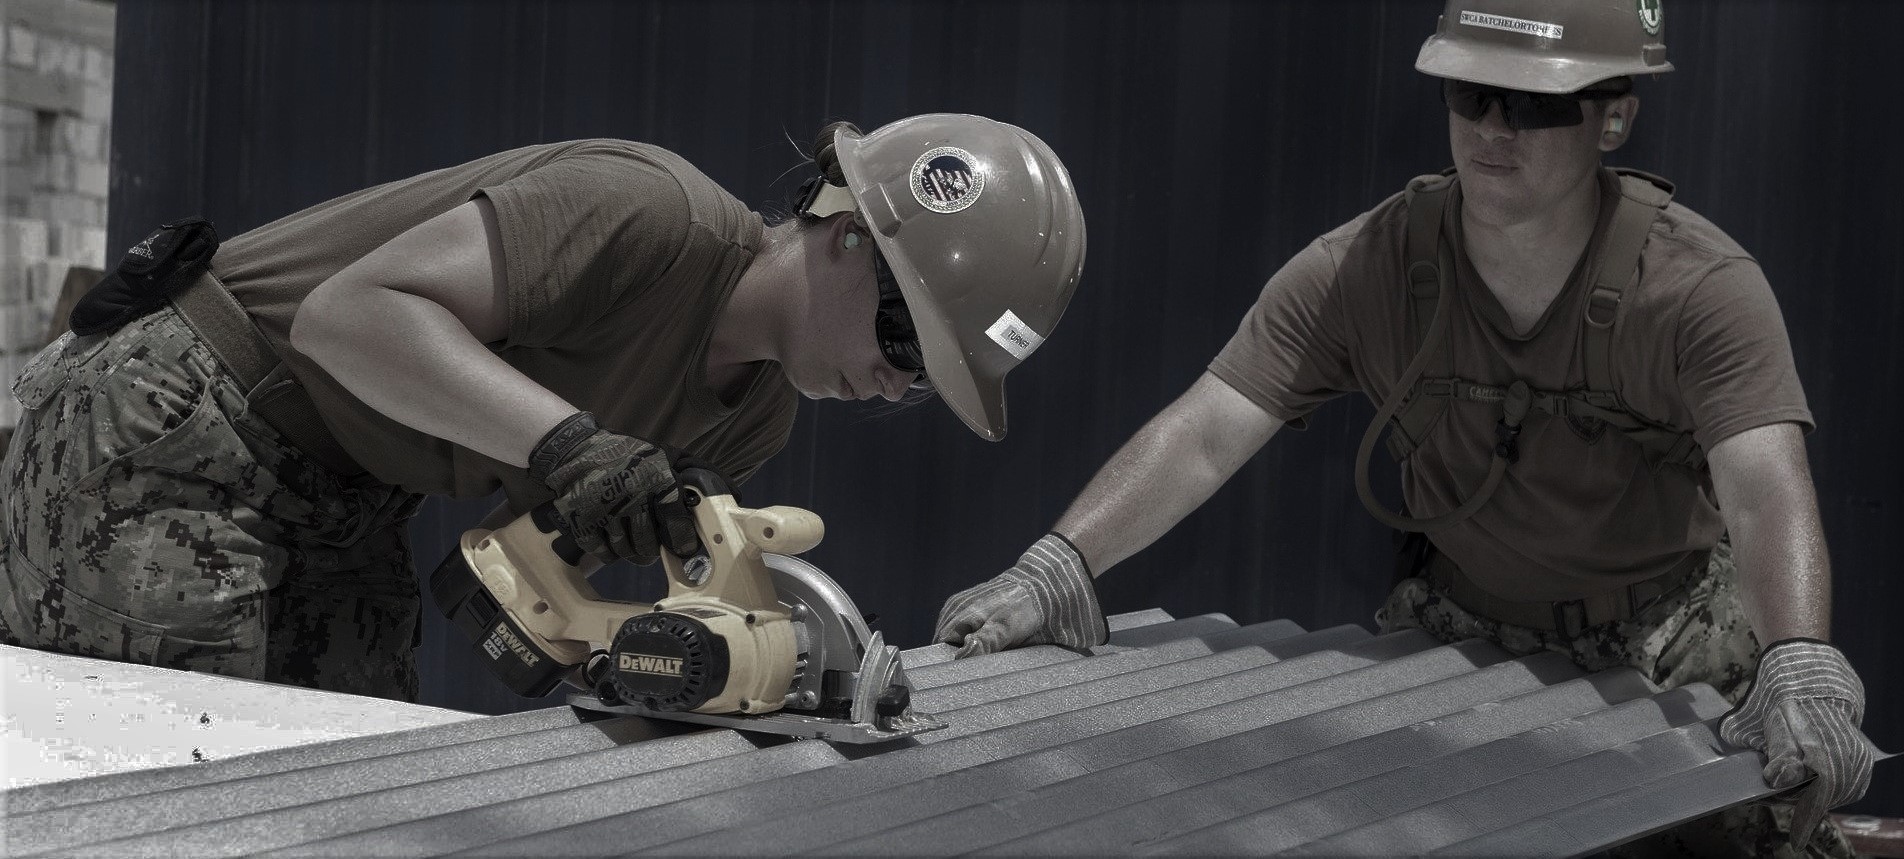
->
[[985, 310, 1043, 361], [1457, 10, 1564, 40], [1637, 0, 1662, 36], [910, 146, 985, 214]]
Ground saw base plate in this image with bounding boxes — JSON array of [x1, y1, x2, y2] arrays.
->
[[567, 693, 947, 744]]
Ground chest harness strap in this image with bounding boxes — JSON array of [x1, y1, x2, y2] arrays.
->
[[1355, 168, 1698, 534]]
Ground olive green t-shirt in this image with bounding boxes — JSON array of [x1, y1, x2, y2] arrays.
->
[[214, 140, 797, 510], [1210, 168, 1812, 602]]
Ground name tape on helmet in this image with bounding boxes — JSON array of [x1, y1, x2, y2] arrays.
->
[[985, 310, 1043, 361], [1458, 10, 1564, 40], [910, 146, 985, 214]]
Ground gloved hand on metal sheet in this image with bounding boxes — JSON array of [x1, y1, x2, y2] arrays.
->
[[529, 411, 699, 565], [1718, 638, 1882, 847], [934, 534, 1108, 657]]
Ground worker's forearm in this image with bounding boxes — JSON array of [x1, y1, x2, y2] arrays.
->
[[1726, 487, 1833, 645], [293, 282, 574, 469], [1054, 378, 1277, 575]]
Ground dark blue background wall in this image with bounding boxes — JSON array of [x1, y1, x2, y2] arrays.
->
[[109, 0, 1900, 814]]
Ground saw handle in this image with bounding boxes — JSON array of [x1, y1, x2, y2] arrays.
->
[[677, 464, 736, 504], [676, 462, 821, 555], [529, 504, 585, 568], [736, 506, 824, 555]]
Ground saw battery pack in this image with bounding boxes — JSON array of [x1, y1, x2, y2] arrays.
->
[[430, 525, 573, 698]]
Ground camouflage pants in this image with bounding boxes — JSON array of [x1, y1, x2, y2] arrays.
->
[[1376, 540, 1856, 858], [0, 306, 425, 701]]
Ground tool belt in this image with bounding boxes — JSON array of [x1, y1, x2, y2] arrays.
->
[[171, 272, 366, 477], [1423, 548, 1709, 637], [72, 219, 366, 478]]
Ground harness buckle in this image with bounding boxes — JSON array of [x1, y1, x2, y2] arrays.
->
[[1586, 287, 1621, 328], [1420, 378, 1457, 399], [1493, 419, 1522, 463]]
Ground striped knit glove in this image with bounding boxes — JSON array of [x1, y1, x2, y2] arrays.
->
[[1718, 639, 1879, 847], [934, 534, 1108, 658]]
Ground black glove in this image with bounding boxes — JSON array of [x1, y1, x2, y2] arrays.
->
[[529, 412, 698, 565], [934, 534, 1108, 658], [1718, 638, 1881, 847]]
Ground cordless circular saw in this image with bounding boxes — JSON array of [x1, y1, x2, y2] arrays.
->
[[429, 471, 945, 743]]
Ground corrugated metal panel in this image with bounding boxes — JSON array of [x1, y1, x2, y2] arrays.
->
[[0, 610, 1778, 857]]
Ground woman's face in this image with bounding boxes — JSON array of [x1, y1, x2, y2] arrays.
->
[[782, 218, 918, 402]]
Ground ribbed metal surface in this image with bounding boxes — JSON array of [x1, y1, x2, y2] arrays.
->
[[0, 610, 1777, 857]]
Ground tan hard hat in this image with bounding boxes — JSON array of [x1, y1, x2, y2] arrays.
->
[[1416, 0, 1672, 93], [830, 114, 1086, 441]]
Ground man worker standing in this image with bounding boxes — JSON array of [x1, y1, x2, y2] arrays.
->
[[934, 1, 1876, 854]]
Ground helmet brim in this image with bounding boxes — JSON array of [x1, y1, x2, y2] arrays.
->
[[870, 229, 1008, 440], [1416, 34, 1672, 94]]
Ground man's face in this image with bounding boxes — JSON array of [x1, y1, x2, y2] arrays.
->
[[1445, 82, 1630, 223]]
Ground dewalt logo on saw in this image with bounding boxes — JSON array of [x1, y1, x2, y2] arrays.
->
[[618, 653, 686, 677], [482, 621, 540, 668]]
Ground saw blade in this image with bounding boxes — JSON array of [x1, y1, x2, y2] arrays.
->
[[764, 552, 877, 710]]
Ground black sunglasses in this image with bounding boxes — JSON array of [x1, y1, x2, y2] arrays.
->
[[871, 250, 930, 386], [1441, 79, 1631, 131]]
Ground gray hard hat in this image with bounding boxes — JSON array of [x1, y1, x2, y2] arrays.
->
[[1416, 0, 1672, 94], [830, 114, 1086, 441]]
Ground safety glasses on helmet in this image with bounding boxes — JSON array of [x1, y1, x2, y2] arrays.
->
[[871, 250, 931, 389], [1441, 78, 1631, 131]]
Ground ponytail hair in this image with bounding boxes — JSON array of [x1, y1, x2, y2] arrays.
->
[[811, 120, 861, 186]]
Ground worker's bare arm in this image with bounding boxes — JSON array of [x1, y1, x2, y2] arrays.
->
[[290, 197, 574, 469], [1053, 371, 1284, 575], [1705, 421, 1830, 643]]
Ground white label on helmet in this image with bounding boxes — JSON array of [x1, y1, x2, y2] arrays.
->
[[1458, 10, 1564, 40], [910, 146, 985, 214], [986, 310, 1043, 361]]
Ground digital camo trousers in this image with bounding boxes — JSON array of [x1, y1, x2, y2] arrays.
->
[[0, 306, 425, 701], [1377, 540, 1857, 859]]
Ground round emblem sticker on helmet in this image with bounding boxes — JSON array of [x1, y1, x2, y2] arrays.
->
[[1637, 0, 1662, 36], [910, 146, 985, 214]]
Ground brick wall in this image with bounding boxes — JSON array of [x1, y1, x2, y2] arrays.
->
[[2, 0, 113, 431]]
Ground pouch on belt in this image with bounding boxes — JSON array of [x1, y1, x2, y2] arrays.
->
[[70, 219, 220, 336]]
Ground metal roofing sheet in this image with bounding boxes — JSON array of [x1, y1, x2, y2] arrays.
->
[[0, 610, 1784, 857]]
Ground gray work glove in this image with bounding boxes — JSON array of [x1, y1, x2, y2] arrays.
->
[[934, 534, 1108, 658], [530, 412, 698, 566], [1717, 639, 1880, 847]]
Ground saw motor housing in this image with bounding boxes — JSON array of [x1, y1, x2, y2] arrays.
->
[[430, 478, 824, 716], [604, 598, 795, 714]]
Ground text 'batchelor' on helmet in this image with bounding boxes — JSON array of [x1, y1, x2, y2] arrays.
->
[[808, 113, 1086, 441], [1416, 0, 1672, 93]]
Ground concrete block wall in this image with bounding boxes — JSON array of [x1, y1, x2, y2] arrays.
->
[[2, 0, 114, 430]]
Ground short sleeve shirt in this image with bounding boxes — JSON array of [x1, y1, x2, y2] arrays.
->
[[216, 140, 798, 508], [1209, 168, 1812, 601]]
